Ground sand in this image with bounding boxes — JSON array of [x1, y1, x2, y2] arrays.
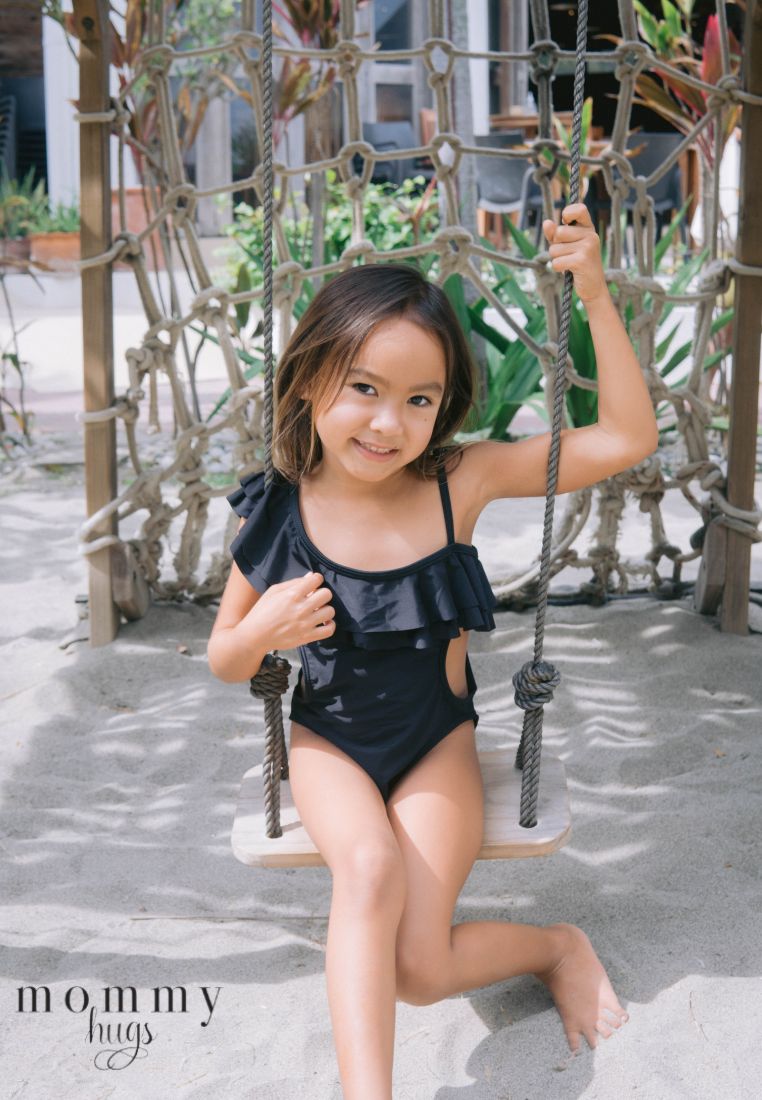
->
[[1, 401, 761, 1099]]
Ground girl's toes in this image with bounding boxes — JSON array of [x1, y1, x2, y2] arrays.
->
[[565, 1028, 582, 1054], [595, 1018, 614, 1039]]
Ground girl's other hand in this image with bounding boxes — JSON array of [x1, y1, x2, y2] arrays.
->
[[243, 571, 336, 650], [542, 204, 607, 305]]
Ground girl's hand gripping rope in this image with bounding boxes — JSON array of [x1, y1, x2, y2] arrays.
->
[[543, 203, 607, 306], [243, 570, 336, 650]]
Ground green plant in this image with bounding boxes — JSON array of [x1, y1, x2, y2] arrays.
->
[[465, 201, 732, 438], [536, 97, 601, 203], [601, 2, 741, 168], [33, 201, 81, 234], [200, 169, 440, 420], [203, 179, 729, 447], [0, 266, 41, 453], [0, 167, 47, 240], [227, 168, 438, 300]]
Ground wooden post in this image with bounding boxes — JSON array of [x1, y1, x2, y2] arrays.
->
[[720, 0, 762, 634], [76, 0, 119, 645]]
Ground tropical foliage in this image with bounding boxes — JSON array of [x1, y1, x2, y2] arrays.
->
[[603, 1, 742, 167]]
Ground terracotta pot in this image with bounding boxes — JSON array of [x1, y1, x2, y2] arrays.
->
[[111, 186, 166, 271], [29, 231, 81, 270], [0, 236, 32, 270]]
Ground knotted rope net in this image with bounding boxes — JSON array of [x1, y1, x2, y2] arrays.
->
[[74, 0, 762, 832]]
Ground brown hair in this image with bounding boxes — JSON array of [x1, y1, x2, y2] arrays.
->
[[270, 262, 480, 483]]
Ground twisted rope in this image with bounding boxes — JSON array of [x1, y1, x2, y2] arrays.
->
[[512, 0, 590, 828], [247, 0, 292, 840]]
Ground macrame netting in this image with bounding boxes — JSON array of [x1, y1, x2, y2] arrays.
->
[[74, 0, 762, 828]]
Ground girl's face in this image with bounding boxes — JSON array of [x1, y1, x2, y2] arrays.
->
[[310, 317, 447, 480]]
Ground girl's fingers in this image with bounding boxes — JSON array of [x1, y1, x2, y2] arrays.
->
[[310, 585, 332, 611], [553, 222, 597, 244], [562, 202, 591, 227], [314, 620, 335, 638], [547, 241, 579, 257]]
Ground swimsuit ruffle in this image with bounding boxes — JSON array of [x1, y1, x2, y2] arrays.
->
[[227, 468, 498, 648], [227, 468, 311, 594]]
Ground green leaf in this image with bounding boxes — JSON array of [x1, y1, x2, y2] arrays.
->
[[662, 0, 682, 39], [702, 346, 731, 370], [659, 342, 691, 378], [233, 262, 251, 330], [653, 196, 691, 269], [634, 4, 659, 48], [655, 321, 681, 363], [504, 217, 538, 260], [443, 273, 472, 337], [710, 308, 733, 335], [471, 308, 510, 355]]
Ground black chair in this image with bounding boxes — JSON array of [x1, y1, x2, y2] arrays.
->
[[622, 131, 687, 244], [474, 131, 535, 244], [518, 175, 567, 246], [351, 121, 435, 190]]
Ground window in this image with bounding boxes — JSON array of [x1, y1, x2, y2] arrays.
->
[[374, 0, 412, 60], [376, 83, 412, 123]]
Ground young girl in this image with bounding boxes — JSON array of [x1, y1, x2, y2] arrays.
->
[[208, 205, 658, 1098]]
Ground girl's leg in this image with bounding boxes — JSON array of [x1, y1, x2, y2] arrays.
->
[[387, 721, 629, 1054], [289, 721, 406, 1100]]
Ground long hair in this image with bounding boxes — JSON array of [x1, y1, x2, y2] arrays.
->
[[271, 262, 480, 482]]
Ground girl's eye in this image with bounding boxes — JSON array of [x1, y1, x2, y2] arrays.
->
[[351, 382, 431, 407]]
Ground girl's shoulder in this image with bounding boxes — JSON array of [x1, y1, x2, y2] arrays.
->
[[226, 466, 292, 521], [434, 442, 490, 539], [226, 467, 306, 594]]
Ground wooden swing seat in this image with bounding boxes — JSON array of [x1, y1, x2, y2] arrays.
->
[[231, 749, 571, 868]]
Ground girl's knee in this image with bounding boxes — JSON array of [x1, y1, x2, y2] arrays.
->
[[332, 841, 407, 911], [395, 978, 440, 1007], [395, 939, 448, 1006]]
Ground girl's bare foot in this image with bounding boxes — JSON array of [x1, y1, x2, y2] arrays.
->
[[534, 922, 630, 1053]]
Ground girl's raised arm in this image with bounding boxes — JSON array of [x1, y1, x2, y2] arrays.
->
[[462, 203, 659, 507]]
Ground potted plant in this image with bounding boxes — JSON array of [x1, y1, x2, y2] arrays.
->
[[0, 167, 47, 268], [28, 200, 81, 269]]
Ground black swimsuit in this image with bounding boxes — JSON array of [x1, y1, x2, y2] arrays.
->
[[227, 463, 499, 802]]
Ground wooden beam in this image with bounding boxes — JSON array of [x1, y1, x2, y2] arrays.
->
[[76, 0, 119, 646], [720, 0, 762, 634]]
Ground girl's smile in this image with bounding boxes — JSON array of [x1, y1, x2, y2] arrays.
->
[[352, 438, 400, 460]]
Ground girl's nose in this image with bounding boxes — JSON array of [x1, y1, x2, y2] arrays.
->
[[369, 404, 403, 433]]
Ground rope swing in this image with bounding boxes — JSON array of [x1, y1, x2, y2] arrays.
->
[[247, 0, 590, 839], [512, 0, 590, 827]]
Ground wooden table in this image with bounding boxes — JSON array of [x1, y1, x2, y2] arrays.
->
[[489, 111, 576, 139]]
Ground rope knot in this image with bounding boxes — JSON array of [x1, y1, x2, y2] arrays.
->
[[614, 40, 649, 80], [512, 660, 561, 712], [249, 653, 292, 700], [530, 39, 559, 77]]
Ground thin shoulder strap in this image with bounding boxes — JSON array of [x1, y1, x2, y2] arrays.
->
[[436, 464, 455, 545]]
